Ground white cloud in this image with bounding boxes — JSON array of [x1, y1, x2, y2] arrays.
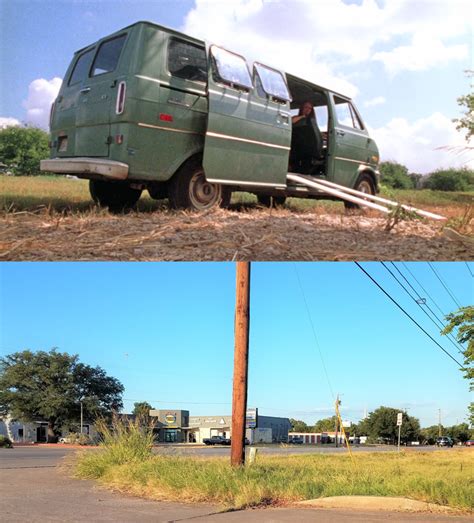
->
[[364, 96, 386, 107], [22, 77, 62, 129], [370, 112, 472, 173], [372, 34, 468, 77], [0, 117, 21, 129], [181, 0, 472, 82]]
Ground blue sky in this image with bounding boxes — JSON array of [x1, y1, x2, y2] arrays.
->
[[0, 0, 472, 173], [1, 262, 472, 428]]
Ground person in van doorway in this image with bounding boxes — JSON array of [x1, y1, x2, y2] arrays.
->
[[292, 101, 315, 125]]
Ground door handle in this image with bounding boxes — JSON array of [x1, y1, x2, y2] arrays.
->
[[336, 129, 345, 137], [80, 87, 91, 94]]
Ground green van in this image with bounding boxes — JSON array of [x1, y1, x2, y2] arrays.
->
[[41, 20, 380, 211]]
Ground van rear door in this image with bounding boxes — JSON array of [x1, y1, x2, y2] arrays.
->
[[74, 34, 128, 157], [204, 46, 291, 188]]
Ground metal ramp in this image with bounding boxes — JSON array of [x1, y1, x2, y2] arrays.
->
[[286, 173, 446, 221]]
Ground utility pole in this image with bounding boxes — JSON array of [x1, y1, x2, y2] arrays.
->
[[80, 400, 84, 435], [438, 408, 442, 437], [231, 262, 251, 467], [335, 394, 340, 448]]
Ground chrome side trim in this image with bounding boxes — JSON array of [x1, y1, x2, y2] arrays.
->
[[334, 156, 370, 166], [138, 122, 203, 135], [134, 75, 206, 96], [206, 131, 290, 151], [208, 88, 249, 102], [206, 178, 287, 188]]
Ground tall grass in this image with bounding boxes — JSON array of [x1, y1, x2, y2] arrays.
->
[[74, 418, 474, 511]]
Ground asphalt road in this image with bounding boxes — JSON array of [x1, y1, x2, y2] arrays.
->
[[1, 446, 470, 523]]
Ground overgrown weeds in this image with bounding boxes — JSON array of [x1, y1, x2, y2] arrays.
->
[[74, 420, 474, 511]]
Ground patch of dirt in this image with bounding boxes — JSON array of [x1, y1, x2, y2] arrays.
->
[[0, 207, 472, 261]]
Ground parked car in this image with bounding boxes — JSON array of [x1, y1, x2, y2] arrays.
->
[[203, 436, 228, 446], [289, 437, 304, 444], [436, 437, 454, 447], [464, 440, 474, 447], [41, 20, 380, 212]]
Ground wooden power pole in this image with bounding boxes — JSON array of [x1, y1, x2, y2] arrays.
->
[[231, 262, 251, 467]]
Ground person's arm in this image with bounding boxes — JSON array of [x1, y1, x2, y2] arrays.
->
[[292, 114, 305, 124]]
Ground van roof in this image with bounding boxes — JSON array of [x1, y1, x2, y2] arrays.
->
[[75, 20, 350, 101]]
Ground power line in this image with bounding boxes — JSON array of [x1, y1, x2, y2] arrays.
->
[[354, 262, 463, 368], [428, 262, 462, 309], [293, 263, 335, 400], [465, 262, 474, 278], [387, 263, 464, 354], [402, 262, 446, 317]]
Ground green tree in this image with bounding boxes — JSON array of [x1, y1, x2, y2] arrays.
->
[[289, 418, 310, 432], [419, 425, 441, 445], [446, 423, 471, 443], [441, 306, 474, 424], [453, 70, 474, 142], [132, 401, 153, 424], [425, 168, 474, 192], [0, 349, 123, 442], [0, 126, 50, 176], [363, 406, 420, 444], [313, 416, 337, 433], [379, 161, 415, 190]]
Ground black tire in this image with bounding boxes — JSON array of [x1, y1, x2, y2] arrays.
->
[[89, 180, 142, 212], [257, 195, 286, 207], [344, 173, 375, 210], [168, 160, 231, 211]]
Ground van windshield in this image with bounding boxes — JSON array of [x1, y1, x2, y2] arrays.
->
[[91, 34, 127, 77]]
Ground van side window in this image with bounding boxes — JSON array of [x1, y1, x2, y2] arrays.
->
[[68, 49, 94, 86], [168, 39, 207, 83], [91, 34, 127, 77], [254, 63, 291, 102], [334, 96, 364, 130], [210, 46, 252, 90]]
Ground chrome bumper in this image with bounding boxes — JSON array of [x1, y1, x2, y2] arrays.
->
[[40, 158, 129, 180]]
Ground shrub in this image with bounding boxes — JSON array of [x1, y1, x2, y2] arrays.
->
[[379, 161, 415, 189], [0, 435, 13, 448], [424, 168, 474, 192], [0, 126, 50, 176]]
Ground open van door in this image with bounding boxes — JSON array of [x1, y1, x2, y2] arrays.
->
[[203, 45, 291, 188]]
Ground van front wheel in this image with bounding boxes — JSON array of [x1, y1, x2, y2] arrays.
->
[[344, 173, 375, 210], [89, 180, 142, 212], [169, 163, 231, 211]]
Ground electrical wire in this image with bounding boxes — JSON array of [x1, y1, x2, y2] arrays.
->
[[428, 262, 462, 309], [354, 262, 463, 368], [465, 262, 474, 278], [385, 263, 464, 354], [293, 263, 335, 400], [402, 262, 446, 317]]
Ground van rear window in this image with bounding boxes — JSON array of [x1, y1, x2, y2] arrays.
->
[[168, 39, 207, 83], [91, 34, 126, 77], [68, 49, 94, 86]]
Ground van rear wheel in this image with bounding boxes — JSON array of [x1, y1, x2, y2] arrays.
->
[[344, 173, 375, 210], [168, 162, 231, 211], [89, 180, 142, 212]]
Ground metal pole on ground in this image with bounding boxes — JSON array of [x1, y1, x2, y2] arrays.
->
[[80, 400, 83, 435], [231, 262, 251, 468]]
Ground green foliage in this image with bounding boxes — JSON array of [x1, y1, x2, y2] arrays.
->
[[379, 161, 415, 190], [363, 407, 420, 444], [0, 435, 13, 448], [289, 418, 312, 432], [453, 70, 474, 142], [132, 401, 153, 424], [0, 126, 50, 176], [0, 348, 124, 441], [442, 306, 474, 424], [313, 416, 337, 433], [425, 168, 474, 192]]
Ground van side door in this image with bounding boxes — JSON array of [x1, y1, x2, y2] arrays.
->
[[329, 95, 371, 187], [203, 46, 291, 188]]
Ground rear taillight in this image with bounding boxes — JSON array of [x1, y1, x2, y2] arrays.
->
[[115, 81, 126, 115], [49, 101, 55, 128]]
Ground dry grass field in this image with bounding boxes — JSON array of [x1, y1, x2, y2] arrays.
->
[[1, 175, 473, 261]]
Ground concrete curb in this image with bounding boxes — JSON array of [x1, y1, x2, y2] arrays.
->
[[297, 496, 463, 514]]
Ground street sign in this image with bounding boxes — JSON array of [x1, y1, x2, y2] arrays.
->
[[246, 408, 258, 428], [397, 412, 403, 426]]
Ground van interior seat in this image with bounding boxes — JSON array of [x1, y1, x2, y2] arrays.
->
[[290, 117, 325, 173]]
